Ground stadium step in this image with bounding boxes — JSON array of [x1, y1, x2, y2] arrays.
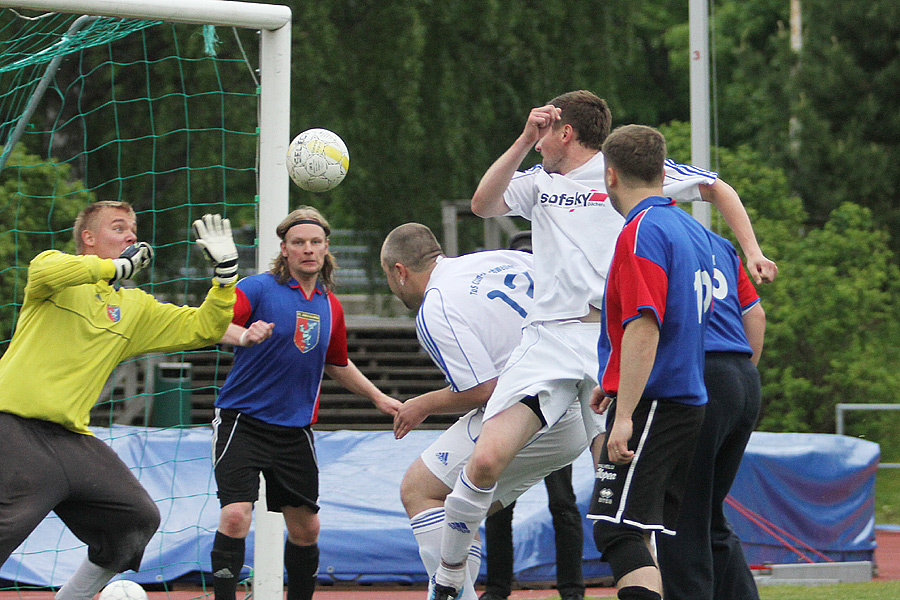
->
[[92, 320, 457, 431]]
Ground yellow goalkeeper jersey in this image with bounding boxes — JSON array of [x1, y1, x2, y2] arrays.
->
[[0, 250, 235, 434]]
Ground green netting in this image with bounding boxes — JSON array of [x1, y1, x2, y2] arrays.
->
[[0, 6, 262, 427], [0, 14, 158, 72], [0, 6, 266, 591], [0, 8, 261, 337]]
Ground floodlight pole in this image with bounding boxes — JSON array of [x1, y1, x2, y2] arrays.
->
[[689, 0, 712, 229]]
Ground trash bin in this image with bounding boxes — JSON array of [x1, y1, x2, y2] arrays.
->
[[150, 362, 193, 427]]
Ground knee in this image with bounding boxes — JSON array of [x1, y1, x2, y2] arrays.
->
[[219, 503, 253, 538], [130, 497, 161, 542], [466, 450, 503, 487], [286, 510, 319, 546], [399, 473, 421, 515], [593, 523, 655, 584]]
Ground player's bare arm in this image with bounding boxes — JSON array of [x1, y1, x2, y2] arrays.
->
[[393, 379, 497, 440], [742, 303, 766, 366], [324, 359, 402, 416], [471, 105, 562, 218], [608, 312, 659, 465], [699, 179, 778, 284], [220, 320, 274, 347]]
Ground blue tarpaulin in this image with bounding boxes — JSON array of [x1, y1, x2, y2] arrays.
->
[[0, 428, 878, 587]]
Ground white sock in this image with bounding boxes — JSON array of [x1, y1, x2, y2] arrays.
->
[[411, 507, 445, 576], [54, 559, 117, 600], [436, 470, 494, 590], [467, 539, 482, 587], [411, 508, 481, 600]]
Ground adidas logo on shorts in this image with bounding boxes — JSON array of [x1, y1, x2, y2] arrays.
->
[[448, 521, 470, 534], [435, 451, 449, 465]]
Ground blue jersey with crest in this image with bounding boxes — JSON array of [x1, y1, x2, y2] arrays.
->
[[215, 272, 348, 427]]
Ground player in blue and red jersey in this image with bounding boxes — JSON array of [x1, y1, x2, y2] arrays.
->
[[657, 231, 766, 600], [209, 206, 401, 600], [587, 125, 716, 600]]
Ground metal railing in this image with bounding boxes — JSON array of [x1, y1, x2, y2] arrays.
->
[[835, 403, 900, 469]]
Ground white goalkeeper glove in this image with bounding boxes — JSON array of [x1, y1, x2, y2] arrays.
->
[[192, 213, 239, 285], [110, 242, 154, 284]]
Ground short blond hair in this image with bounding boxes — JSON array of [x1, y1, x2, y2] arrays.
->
[[73, 201, 135, 254]]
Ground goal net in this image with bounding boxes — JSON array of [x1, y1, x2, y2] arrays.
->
[[0, 0, 289, 594]]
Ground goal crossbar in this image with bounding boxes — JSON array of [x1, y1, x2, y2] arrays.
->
[[0, 0, 290, 29]]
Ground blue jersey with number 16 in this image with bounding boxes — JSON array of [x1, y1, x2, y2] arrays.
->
[[599, 196, 715, 406]]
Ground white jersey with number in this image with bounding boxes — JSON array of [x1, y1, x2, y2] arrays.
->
[[416, 250, 534, 392], [504, 152, 717, 324], [416, 249, 590, 507]]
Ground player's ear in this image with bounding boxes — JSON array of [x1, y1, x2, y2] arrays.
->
[[393, 263, 410, 284], [605, 165, 617, 188], [82, 228, 95, 250]]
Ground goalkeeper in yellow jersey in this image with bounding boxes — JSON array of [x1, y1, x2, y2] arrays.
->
[[0, 201, 241, 600]]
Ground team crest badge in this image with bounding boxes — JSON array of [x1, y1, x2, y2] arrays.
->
[[106, 305, 121, 323], [294, 311, 320, 353]]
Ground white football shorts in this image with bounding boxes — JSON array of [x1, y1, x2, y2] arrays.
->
[[421, 402, 589, 508], [484, 319, 604, 439]]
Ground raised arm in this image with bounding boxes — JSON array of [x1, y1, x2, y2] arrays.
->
[[471, 104, 561, 218], [699, 179, 778, 284]]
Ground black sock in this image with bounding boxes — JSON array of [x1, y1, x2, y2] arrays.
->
[[211, 531, 246, 600], [618, 585, 662, 600], [285, 541, 319, 600]]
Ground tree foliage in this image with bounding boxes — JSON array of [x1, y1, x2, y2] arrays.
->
[[0, 144, 93, 343], [3, 1, 900, 438]]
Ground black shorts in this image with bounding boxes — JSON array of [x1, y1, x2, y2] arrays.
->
[[212, 409, 319, 512], [587, 398, 705, 535]]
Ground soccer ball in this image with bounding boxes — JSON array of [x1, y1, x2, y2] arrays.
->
[[286, 128, 349, 192], [98, 580, 148, 600]]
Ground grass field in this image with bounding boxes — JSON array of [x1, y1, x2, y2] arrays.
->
[[876, 467, 900, 524], [578, 583, 900, 600], [588, 582, 900, 600], [757, 581, 900, 600]]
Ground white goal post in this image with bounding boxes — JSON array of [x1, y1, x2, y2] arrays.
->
[[0, 1, 292, 598]]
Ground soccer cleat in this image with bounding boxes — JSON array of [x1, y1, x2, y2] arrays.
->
[[427, 576, 460, 600]]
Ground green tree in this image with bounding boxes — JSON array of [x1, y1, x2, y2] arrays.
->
[[665, 1, 900, 257], [664, 121, 900, 435], [0, 144, 93, 347]]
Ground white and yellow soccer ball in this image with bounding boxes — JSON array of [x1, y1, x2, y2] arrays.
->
[[286, 128, 350, 192], [98, 580, 148, 600]]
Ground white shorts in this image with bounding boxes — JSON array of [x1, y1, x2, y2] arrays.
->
[[484, 320, 603, 440], [421, 403, 588, 508]]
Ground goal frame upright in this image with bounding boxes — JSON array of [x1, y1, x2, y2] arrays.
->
[[0, 1, 292, 597]]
